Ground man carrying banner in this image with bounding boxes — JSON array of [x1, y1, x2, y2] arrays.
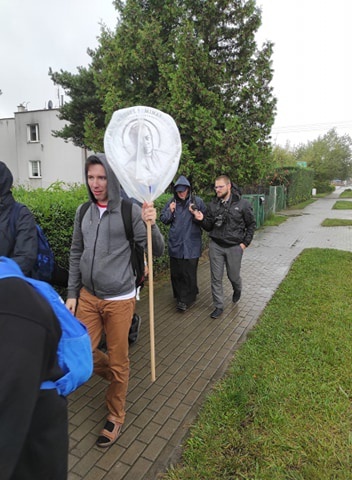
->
[[66, 153, 164, 447]]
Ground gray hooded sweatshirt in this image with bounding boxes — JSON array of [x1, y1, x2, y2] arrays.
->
[[67, 153, 164, 299]]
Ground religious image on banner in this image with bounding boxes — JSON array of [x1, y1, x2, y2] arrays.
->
[[104, 106, 182, 203]]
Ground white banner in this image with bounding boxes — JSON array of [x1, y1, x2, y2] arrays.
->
[[104, 106, 182, 203]]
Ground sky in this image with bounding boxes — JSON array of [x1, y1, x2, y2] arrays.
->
[[1, 0, 351, 147]]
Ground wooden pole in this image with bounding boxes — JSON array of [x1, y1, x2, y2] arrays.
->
[[147, 221, 156, 382]]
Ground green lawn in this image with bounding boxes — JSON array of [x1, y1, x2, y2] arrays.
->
[[163, 249, 352, 480], [339, 189, 352, 199], [332, 200, 352, 210], [263, 214, 287, 227], [322, 218, 352, 227]]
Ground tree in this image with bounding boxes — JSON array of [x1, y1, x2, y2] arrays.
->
[[50, 0, 277, 189], [48, 66, 105, 149], [296, 129, 352, 184], [271, 144, 297, 168], [163, 0, 276, 187]]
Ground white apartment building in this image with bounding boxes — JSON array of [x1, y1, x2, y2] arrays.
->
[[0, 104, 87, 188]]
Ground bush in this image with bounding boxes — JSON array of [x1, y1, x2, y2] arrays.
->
[[12, 184, 173, 275], [265, 167, 314, 206], [313, 180, 335, 194], [13, 182, 88, 269]]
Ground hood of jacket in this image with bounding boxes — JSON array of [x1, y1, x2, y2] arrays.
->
[[230, 184, 242, 202], [0, 161, 13, 197], [174, 175, 190, 189], [0, 161, 15, 211], [173, 175, 191, 195], [85, 153, 121, 209]]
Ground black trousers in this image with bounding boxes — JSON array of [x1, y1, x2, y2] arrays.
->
[[11, 391, 68, 480], [170, 257, 199, 305]]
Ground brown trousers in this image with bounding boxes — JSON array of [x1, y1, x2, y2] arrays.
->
[[76, 288, 135, 424]]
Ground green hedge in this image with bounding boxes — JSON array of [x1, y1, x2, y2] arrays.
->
[[13, 182, 88, 269], [12, 184, 174, 275], [266, 167, 314, 206]]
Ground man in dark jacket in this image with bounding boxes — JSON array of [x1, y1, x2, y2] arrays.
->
[[160, 175, 206, 311], [194, 175, 256, 319], [0, 258, 68, 480], [0, 161, 37, 275]]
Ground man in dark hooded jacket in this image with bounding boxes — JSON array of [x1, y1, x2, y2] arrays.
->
[[194, 175, 256, 319], [160, 175, 206, 311], [0, 161, 37, 275]]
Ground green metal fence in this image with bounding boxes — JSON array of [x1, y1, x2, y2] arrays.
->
[[242, 194, 265, 227], [243, 186, 286, 228]]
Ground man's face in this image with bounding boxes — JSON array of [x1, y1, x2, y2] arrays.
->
[[87, 164, 108, 204], [214, 180, 231, 200], [176, 187, 189, 200]]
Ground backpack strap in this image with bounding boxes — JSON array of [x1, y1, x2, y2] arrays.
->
[[121, 199, 140, 279], [121, 199, 133, 243], [78, 201, 91, 228]]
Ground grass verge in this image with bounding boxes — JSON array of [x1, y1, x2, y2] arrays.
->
[[333, 201, 352, 210], [163, 248, 352, 480], [263, 215, 288, 227], [321, 219, 352, 227], [339, 189, 352, 199], [287, 199, 316, 210]]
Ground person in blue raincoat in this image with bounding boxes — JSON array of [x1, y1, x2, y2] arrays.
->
[[160, 175, 206, 311]]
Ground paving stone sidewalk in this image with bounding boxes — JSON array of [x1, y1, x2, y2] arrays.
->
[[68, 187, 352, 480]]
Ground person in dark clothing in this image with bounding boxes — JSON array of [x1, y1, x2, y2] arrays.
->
[[0, 258, 68, 480], [194, 175, 256, 319], [160, 175, 206, 311], [0, 161, 37, 275]]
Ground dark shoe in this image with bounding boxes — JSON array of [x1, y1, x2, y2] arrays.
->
[[232, 290, 241, 303], [177, 301, 187, 311], [96, 416, 122, 448], [210, 308, 223, 319]]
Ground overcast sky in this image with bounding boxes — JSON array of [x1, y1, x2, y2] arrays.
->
[[1, 0, 351, 147]]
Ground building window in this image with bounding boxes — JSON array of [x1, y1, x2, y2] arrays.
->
[[29, 161, 42, 178], [27, 124, 39, 143]]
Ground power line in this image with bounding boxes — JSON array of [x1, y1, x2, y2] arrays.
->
[[272, 120, 352, 134]]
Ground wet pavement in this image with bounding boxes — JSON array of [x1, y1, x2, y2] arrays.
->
[[67, 187, 352, 479]]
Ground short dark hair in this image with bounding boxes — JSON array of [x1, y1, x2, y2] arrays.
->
[[85, 155, 103, 175]]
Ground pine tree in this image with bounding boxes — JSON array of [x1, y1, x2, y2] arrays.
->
[[50, 0, 276, 187]]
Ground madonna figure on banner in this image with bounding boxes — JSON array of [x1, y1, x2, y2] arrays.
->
[[104, 106, 181, 204]]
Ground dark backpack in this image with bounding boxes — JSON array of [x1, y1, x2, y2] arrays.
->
[[0, 256, 93, 396], [10, 202, 55, 283], [79, 199, 145, 289]]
